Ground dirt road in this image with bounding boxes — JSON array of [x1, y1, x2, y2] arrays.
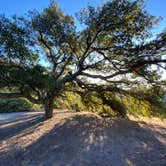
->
[[0, 111, 166, 166], [0, 112, 43, 124]]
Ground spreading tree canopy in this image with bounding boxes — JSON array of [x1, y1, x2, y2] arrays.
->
[[0, 0, 166, 118]]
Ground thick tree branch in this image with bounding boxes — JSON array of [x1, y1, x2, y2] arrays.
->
[[0, 93, 24, 98], [80, 70, 130, 80]]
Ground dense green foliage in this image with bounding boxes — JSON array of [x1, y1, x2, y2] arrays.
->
[[54, 87, 166, 119], [0, 86, 165, 119], [0, 98, 40, 113]]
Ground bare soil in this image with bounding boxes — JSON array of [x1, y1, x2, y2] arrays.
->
[[0, 111, 166, 166]]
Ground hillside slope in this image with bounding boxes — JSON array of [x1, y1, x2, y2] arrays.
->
[[0, 111, 166, 166]]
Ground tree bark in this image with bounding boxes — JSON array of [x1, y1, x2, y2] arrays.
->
[[44, 99, 54, 118]]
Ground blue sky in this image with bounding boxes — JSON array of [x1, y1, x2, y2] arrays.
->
[[0, 0, 166, 34]]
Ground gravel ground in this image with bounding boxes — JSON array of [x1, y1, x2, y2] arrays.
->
[[0, 111, 166, 166]]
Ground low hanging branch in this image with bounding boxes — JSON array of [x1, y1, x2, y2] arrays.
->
[[0, 93, 24, 98]]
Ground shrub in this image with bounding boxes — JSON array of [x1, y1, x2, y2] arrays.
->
[[53, 87, 166, 119], [0, 98, 41, 113]]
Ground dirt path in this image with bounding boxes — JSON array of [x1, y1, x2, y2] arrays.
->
[[0, 110, 70, 124], [0, 112, 166, 166], [0, 112, 43, 124]]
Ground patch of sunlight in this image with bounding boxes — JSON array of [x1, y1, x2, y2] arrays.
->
[[125, 158, 136, 166]]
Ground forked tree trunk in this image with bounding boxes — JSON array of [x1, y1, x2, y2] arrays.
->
[[44, 99, 54, 118]]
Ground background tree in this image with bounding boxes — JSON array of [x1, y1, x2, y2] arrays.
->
[[0, 0, 166, 118]]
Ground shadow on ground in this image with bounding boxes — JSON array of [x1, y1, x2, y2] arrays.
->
[[0, 115, 45, 141], [0, 113, 166, 166]]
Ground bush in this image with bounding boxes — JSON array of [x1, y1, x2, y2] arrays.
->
[[0, 98, 41, 113], [54, 91, 124, 117], [121, 93, 166, 119], [122, 96, 152, 117]]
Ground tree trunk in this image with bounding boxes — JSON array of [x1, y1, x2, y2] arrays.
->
[[44, 99, 54, 118]]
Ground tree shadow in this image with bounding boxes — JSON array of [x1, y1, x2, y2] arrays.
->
[[0, 115, 45, 141], [0, 110, 72, 141], [0, 114, 166, 166]]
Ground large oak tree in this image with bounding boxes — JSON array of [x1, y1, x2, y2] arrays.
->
[[0, 0, 166, 118]]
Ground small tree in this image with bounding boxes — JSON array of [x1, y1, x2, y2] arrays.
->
[[0, 0, 166, 118]]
